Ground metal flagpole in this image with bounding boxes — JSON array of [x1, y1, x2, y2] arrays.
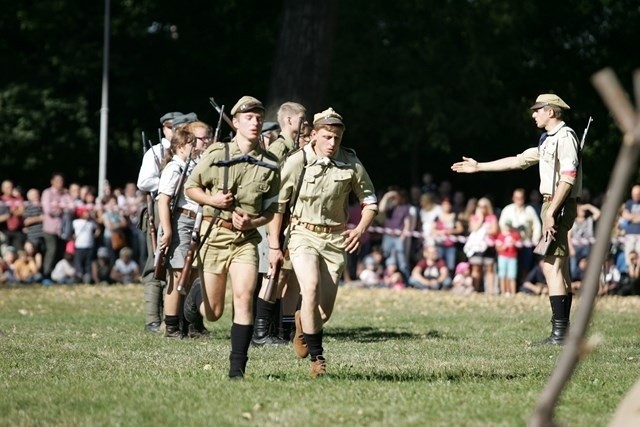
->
[[98, 0, 111, 198]]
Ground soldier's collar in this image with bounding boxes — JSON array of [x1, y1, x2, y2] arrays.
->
[[546, 121, 566, 136]]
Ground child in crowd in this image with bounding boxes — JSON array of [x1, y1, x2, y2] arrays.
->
[[359, 255, 383, 288], [451, 261, 474, 294], [92, 246, 114, 284], [72, 205, 99, 283], [1, 247, 18, 284], [495, 222, 521, 296], [13, 249, 42, 284], [383, 257, 406, 290], [50, 243, 77, 285], [110, 246, 140, 284]]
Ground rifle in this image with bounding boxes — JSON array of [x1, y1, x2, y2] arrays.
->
[[534, 116, 593, 256], [176, 207, 203, 295], [263, 151, 308, 302], [209, 97, 235, 130]]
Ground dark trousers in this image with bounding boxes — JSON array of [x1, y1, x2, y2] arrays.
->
[[43, 232, 63, 278], [141, 206, 165, 325]]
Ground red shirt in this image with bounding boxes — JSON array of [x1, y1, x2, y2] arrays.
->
[[495, 231, 520, 258]]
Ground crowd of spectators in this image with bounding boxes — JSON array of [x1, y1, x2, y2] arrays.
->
[[2, 172, 640, 297], [345, 175, 640, 297], [0, 176, 141, 286]]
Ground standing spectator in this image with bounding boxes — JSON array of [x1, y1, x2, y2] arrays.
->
[[100, 195, 129, 263], [72, 206, 99, 283], [417, 192, 442, 246], [119, 182, 145, 267], [498, 188, 542, 283], [41, 173, 73, 280], [464, 197, 499, 293], [621, 185, 640, 269], [22, 188, 45, 253], [568, 202, 600, 278], [495, 222, 521, 296], [379, 189, 412, 280], [432, 197, 464, 274], [408, 244, 451, 290], [0, 180, 25, 250]]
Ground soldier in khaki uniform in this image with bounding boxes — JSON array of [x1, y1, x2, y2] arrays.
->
[[183, 96, 280, 379], [451, 93, 582, 345], [253, 101, 306, 346], [268, 108, 378, 377]]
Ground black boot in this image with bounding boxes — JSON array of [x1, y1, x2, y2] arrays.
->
[[251, 317, 288, 346], [279, 314, 295, 342], [539, 318, 569, 345], [229, 355, 248, 380]]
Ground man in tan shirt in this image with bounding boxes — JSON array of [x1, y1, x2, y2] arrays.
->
[[268, 108, 378, 377], [452, 93, 581, 345], [183, 96, 280, 379]]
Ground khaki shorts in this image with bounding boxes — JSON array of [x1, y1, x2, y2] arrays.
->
[[541, 198, 577, 257], [288, 225, 346, 278], [198, 219, 260, 274]]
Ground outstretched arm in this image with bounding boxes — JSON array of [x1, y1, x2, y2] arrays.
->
[[451, 156, 522, 173]]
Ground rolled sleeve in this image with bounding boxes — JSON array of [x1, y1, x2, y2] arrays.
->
[[516, 147, 539, 170]]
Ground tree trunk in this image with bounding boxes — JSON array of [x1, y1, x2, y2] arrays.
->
[[266, 0, 338, 117]]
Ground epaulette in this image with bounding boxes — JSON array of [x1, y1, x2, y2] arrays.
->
[[285, 146, 303, 158], [204, 141, 226, 155]]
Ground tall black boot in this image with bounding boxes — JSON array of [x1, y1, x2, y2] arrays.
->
[[251, 299, 287, 346], [539, 295, 570, 345]]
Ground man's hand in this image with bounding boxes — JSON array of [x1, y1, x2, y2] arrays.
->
[[268, 247, 284, 269], [343, 228, 364, 254], [232, 209, 253, 231], [451, 157, 479, 173], [210, 191, 234, 209], [543, 213, 557, 241]]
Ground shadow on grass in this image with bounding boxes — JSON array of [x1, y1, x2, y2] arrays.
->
[[325, 327, 452, 342], [261, 369, 528, 383]]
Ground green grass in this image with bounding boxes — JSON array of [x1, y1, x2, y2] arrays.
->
[[1, 285, 638, 427]]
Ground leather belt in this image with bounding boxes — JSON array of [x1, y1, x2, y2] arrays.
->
[[292, 217, 345, 234], [179, 208, 197, 219], [542, 195, 578, 203], [203, 216, 236, 231]]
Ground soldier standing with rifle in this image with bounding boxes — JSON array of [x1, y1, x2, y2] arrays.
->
[[137, 111, 181, 333], [156, 123, 211, 338], [252, 101, 306, 346], [451, 93, 585, 345], [183, 96, 280, 379], [268, 108, 378, 378]]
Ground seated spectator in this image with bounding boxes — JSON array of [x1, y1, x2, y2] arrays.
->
[[23, 240, 43, 277], [626, 250, 640, 296], [383, 257, 406, 290], [92, 247, 114, 284], [451, 261, 474, 295], [1, 246, 18, 284], [359, 255, 383, 288], [110, 246, 140, 284], [51, 245, 78, 285], [600, 254, 621, 296], [520, 258, 548, 296], [13, 249, 42, 284], [408, 245, 451, 290], [570, 256, 588, 294], [495, 222, 521, 296]]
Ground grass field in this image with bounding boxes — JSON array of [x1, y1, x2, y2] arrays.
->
[[1, 284, 638, 427]]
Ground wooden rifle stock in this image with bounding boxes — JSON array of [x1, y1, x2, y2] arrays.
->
[[153, 242, 167, 281], [176, 209, 203, 295], [146, 194, 158, 253], [263, 209, 291, 303]]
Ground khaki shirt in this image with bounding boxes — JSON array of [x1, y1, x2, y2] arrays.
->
[[278, 143, 378, 226], [516, 121, 582, 198], [185, 139, 280, 221], [268, 134, 296, 162]]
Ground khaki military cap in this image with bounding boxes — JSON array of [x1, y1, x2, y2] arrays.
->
[[313, 108, 344, 127], [230, 96, 265, 115], [530, 94, 571, 110]]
